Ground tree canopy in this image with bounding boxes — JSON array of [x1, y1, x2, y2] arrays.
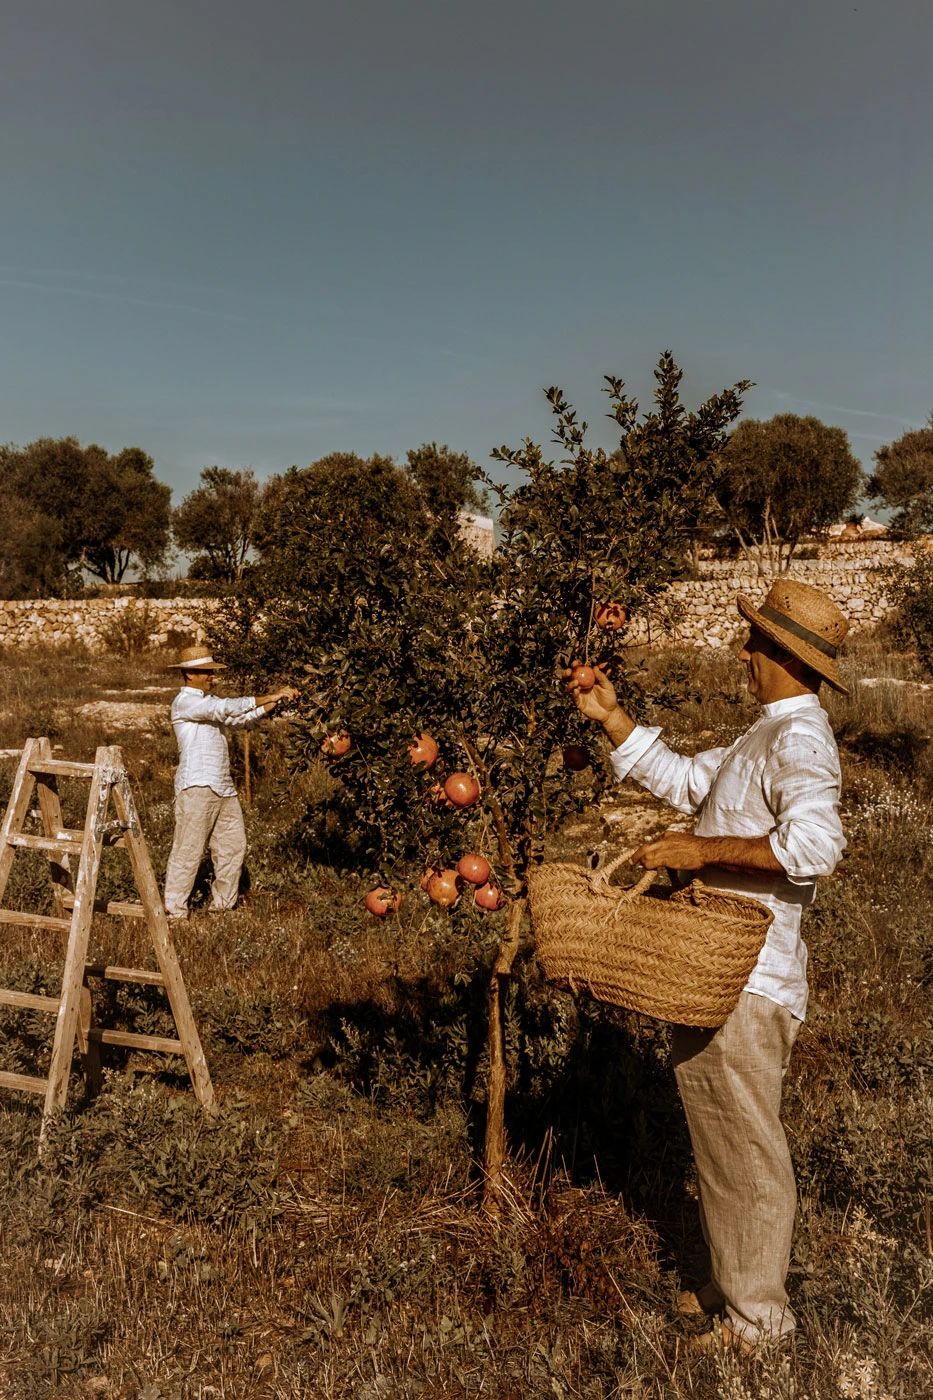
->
[[213, 355, 747, 1207], [217, 355, 748, 880], [0, 437, 171, 592], [868, 419, 933, 536], [405, 442, 487, 520], [716, 413, 863, 573], [173, 467, 264, 582]]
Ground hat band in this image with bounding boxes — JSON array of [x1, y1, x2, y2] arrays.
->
[[180, 656, 216, 667], [758, 604, 838, 659]]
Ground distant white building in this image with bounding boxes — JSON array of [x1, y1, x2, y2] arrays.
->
[[458, 511, 496, 558]]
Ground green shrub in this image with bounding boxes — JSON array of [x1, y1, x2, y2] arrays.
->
[[883, 551, 933, 675], [44, 1080, 284, 1228]]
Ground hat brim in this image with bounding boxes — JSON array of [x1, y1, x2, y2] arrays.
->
[[167, 659, 228, 671], [736, 596, 850, 696]]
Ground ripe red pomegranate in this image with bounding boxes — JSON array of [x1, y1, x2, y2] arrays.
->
[[427, 869, 461, 908], [321, 731, 351, 757], [474, 882, 504, 911], [570, 664, 596, 692], [562, 744, 589, 772], [444, 772, 480, 807], [419, 866, 441, 892], [456, 853, 491, 886], [408, 733, 439, 768], [365, 887, 401, 917]]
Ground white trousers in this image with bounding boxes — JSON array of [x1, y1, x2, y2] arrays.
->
[[671, 991, 802, 1343], [163, 786, 247, 918]]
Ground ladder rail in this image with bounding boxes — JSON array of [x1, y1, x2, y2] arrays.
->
[[0, 736, 214, 1145], [41, 748, 108, 1133]]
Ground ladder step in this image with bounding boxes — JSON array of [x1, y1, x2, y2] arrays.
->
[[8, 833, 83, 855], [87, 1029, 182, 1054], [0, 909, 72, 932], [0, 1069, 48, 1094], [28, 759, 97, 778], [98, 899, 144, 918], [84, 963, 165, 988], [0, 988, 60, 1013], [63, 895, 145, 919]]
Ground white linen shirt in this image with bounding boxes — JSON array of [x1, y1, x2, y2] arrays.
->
[[609, 693, 845, 1020], [171, 687, 266, 798]]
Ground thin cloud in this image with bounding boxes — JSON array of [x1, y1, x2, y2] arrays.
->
[[770, 390, 922, 429], [0, 276, 250, 324]]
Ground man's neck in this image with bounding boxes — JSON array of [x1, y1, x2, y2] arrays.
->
[[757, 677, 819, 706]]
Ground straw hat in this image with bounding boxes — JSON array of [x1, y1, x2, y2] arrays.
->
[[736, 579, 849, 695], [167, 645, 227, 671]]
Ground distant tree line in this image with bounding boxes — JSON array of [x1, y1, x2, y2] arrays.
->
[[0, 412, 930, 598], [0, 438, 487, 598]]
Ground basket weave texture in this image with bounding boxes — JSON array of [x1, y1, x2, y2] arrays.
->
[[528, 851, 773, 1028]]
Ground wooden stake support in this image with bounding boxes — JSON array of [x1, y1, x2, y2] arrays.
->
[[0, 737, 213, 1147]]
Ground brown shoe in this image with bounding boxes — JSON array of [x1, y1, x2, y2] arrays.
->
[[675, 1282, 726, 1317], [687, 1320, 756, 1357]]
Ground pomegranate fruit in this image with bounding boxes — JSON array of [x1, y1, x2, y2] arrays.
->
[[595, 601, 627, 631], [562, 744, 589, 772], [457, 853, 491, 886], [427, 869, 461, 908], [321, 730, 351, 757], [408, 733, 439, 768], [570, 664, 596, 692], [474, 882, 504, 911], [444, 772, 480, 807], [365, 887, 401, 917]]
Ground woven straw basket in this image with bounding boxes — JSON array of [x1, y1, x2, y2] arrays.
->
[[528, 850, 773, 1028]]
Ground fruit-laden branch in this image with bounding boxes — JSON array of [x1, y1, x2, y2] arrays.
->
[[460, 736, 516, 881]]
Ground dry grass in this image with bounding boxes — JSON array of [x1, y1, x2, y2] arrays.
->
[[0, 644, 930, 1398]]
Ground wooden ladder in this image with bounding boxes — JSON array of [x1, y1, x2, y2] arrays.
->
[[0, 737, 214, 1146]]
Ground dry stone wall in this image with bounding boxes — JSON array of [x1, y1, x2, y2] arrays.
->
[[0, 597, 220, 653], [0, 539, 925, 655], [628, 540, 925, 649]]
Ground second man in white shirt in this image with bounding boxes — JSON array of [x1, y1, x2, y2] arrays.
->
[[164, 645, 299, 920]]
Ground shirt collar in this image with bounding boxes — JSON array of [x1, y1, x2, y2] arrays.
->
[[760, 692, 822, 719]]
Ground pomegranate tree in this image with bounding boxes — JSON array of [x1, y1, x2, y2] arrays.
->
[[216, 363, 748, 1207]]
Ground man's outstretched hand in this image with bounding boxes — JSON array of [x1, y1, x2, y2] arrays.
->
[[564, 662, 617, 723]]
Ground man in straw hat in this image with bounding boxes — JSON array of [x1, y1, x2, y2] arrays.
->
[[164, 645, 299, 920], [568, 579, 848, 1353]]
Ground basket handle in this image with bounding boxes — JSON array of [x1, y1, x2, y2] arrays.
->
[[588, 848, 658, 900]]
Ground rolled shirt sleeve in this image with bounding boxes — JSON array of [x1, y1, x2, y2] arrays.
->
[[611, 726, 732, 817], [176, 692, 263, 727], [764, 735, 846, 883]]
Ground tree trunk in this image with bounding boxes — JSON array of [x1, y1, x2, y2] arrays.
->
[[481, 896, 526, 1217]]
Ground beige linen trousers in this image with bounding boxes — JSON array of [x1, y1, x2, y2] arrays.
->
[[671, 990, 801, 1344], [163, 786, 247, 919]]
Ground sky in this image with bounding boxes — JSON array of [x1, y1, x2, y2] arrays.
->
[[1, 0, 931, 507]]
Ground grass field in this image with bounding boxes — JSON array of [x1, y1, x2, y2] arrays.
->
[[0, 642, 930, 1399]]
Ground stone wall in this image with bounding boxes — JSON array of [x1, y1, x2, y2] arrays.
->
[[628, 539, 926, 649], [0, 597, 220, 653], [0, 537, 926, 654]]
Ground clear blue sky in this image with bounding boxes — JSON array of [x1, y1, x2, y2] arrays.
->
[[1, 0, 930, 504]]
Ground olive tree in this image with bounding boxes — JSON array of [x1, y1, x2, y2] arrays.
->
[[716, 413, 863, 573], [868, 419, 933, 536], [173, 466, 265, 582], [0, 437, 171, 588], [215, 355, 748, 1206]]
